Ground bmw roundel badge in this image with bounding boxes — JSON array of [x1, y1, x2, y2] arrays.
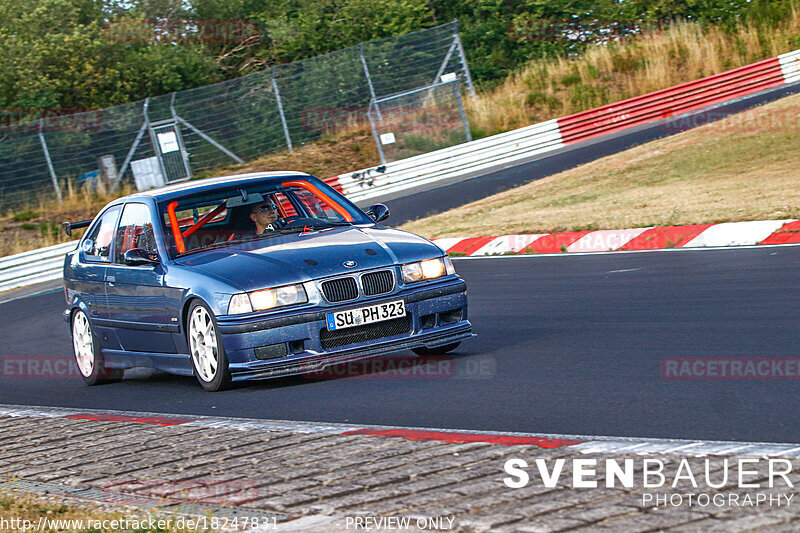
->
[[343, 260, 357, 268]]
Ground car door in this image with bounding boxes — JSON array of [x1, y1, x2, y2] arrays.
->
[[104, 202, 177, 354], [73, 205, 122, 349]]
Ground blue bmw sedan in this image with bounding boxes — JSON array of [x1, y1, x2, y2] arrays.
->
[[63, 172, 473, 391]]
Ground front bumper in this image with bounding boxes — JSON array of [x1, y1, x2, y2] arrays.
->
[[216, 278, 473, 381]]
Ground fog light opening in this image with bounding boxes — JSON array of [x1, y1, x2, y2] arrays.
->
[[254, 343, 288, 360], [439, 309, 463, 324]]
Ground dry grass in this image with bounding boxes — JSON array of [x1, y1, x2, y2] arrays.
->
[[0, 490, 204, 532], [0, 128, 380, 258], [199, 127, 380, 180], [401, 92, 800, 239], [466, 11, 800, 136]]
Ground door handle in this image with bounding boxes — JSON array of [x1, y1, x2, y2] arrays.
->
[[106, 275, 115, 286]]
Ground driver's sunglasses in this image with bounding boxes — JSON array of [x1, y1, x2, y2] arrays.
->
[[259, 204, 278, 212]]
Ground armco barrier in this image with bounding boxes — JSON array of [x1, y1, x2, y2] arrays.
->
[[327, 119, 563, 202], [4, 49, 800, 294], [0, 241, 77, 293], [326, 49, 800, 203]]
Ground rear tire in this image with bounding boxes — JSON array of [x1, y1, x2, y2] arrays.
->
[[412, 342, 461, 356], [187, 301, 231, 392], [71, 309, 123, 385]]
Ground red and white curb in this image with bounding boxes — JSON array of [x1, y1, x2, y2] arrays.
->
[[2, 404, 799, 458], [432, 219, 800, 256]]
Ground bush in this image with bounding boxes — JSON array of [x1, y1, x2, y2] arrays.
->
[[12, 210, 38, 222]]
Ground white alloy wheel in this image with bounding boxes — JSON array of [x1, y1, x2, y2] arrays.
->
[[189, 305, 219, 382], [72, 311, 95, 378]]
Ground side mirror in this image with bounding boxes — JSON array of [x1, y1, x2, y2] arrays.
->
[[124, 248, 160, 266], [366, 203, 390, 223]]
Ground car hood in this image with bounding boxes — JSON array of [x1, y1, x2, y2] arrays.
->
[[172, 225, 443, 292]]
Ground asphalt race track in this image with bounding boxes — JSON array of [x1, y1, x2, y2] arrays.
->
[[2, 245, 799, 443]]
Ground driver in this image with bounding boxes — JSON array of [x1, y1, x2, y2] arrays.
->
[[249, 200, 285, 233]]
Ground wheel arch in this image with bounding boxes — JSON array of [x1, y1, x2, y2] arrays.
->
[[181, 296, 204, 337], [68, 298, 92, 326]]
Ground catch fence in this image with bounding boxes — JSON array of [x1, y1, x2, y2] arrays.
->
[[0, 21, 474, 211]]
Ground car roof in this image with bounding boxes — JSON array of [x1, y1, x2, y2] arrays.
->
[[118, 171, 313, 204]]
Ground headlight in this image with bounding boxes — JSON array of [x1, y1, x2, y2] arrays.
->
[[228, 284, 308, 314], [402, 257, 450, 284]]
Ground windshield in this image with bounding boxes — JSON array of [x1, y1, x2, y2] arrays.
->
[[158, 177, 372, 258]]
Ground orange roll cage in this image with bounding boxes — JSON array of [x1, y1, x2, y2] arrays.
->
[[167, 180, 353, 255], [281, 180, 354, 222]]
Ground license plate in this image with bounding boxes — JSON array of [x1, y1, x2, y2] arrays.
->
[[326, 300, 406, 331]]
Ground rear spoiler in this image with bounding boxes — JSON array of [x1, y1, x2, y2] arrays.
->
[[62, 220, 92, 237]]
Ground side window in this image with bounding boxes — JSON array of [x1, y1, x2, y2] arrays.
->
[[271, 192, 297, 217], [83, 206, 121, 262], [114, 203, 156, 264], [293, 189, 338, 220]]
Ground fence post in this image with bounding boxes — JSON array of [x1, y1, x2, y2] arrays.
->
[[453, 21, 476, 98], [454, 81, 472, 142], [170, 92, 193, 180], [367, 100, 387, 165], [112, 97, 150, 192], [360, 43, 382, 120], [145, 100, 170, 187], [272, 67, 293, 152], [37, 119, 62, 203]]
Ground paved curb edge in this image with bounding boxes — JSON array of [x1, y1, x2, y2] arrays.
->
[[432, 220, 800, 257], [2, 404, 799, 458]]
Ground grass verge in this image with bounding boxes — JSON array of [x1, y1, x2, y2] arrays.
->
[[0, 490, 207, 532], [466, 10, 800, 137], [400, 92, 800, 240]]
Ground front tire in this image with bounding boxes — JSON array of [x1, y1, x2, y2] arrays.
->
[[187, 301, 231, 392], [71, 310, 123, 385], [412, 342, 461, 356]]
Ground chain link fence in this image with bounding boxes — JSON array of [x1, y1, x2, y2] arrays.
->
[[368, 79, 472, 164], [0, 21, 474, 211]]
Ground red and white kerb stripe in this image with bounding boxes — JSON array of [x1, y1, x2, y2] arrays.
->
[[434, 220, 800, 256]]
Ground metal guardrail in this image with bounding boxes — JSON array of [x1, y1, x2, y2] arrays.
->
[[4, 48, 800, 294], [328, 48, 800, 204], [333, 119, 563, 202], [0, 241, 76, 293]]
